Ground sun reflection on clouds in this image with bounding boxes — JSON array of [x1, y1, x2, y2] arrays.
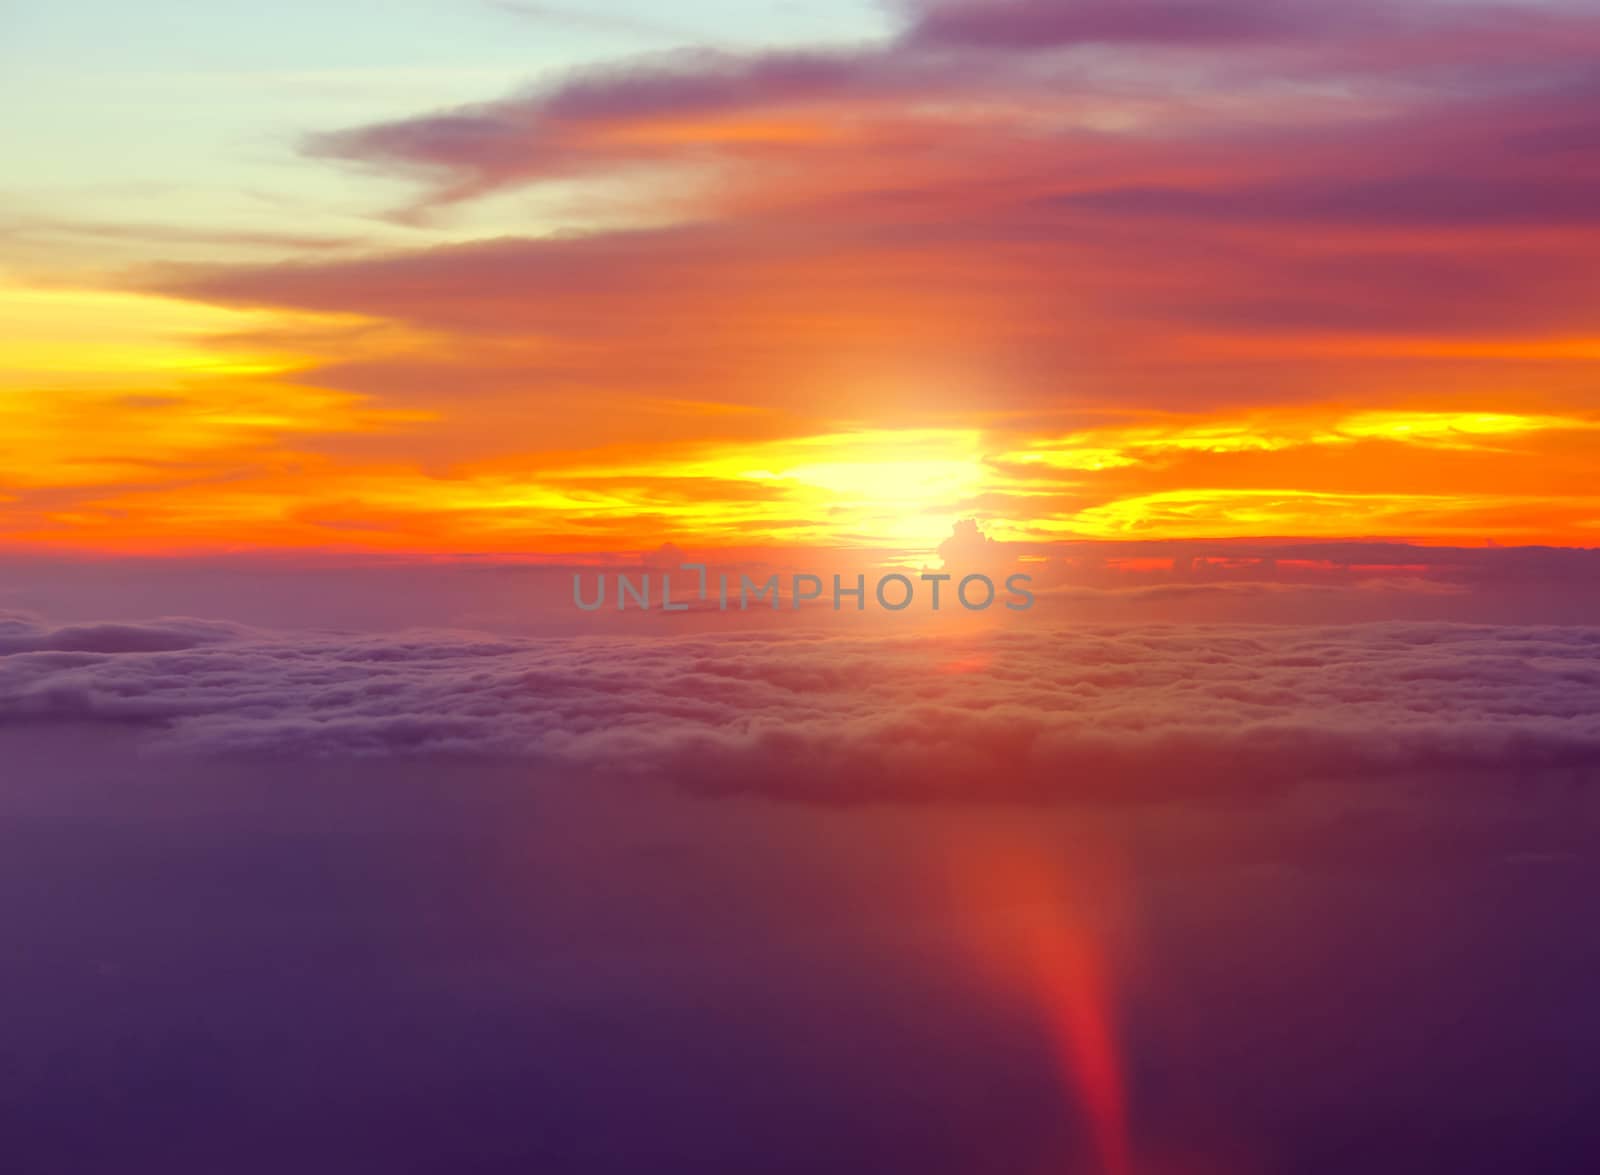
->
[[1001, 409, 1598, 467], [3, 287, 1599, 552], [0, 286, 314, 390]]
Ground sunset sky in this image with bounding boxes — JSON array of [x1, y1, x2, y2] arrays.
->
[[8, 6, 1600, 1174], [6, 0, 1600, 556]]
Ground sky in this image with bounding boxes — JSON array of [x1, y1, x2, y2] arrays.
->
[[6, 5, 1600, 1173], [5, 0, 1600, 557]]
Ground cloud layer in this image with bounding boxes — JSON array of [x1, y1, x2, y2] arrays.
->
[[4, 613, 1598, 800], [83, 0, 1596, 551], [10, 3, 1600, 551]]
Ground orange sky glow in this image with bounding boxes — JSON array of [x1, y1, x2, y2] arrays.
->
[[5, 0, 1600, 557]]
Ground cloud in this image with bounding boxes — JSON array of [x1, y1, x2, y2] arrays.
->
[[0, 613, 247, 655], [4, 615, 1598, 801], [293, 0, 1600, 219], [901, 0, 1600, 65], [85, 3, 1599, 553], [903, 0, 1324, 50], [163, 1, 1600, 391], [302, 47, 887, 205], [938, 518, 1012, 572]]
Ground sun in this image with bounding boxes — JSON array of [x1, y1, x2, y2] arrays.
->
[[708, 427, 990, 550]]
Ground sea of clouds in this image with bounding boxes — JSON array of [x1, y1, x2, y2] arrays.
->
[[3, 613, 1598, 799]]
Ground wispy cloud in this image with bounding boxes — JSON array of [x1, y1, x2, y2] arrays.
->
[[9, 1, 1600, 551]]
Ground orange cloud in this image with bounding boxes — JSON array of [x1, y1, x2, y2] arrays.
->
[[7, 0, 1600, 553]]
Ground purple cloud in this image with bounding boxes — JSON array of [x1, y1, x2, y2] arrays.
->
[[152, 3, 1600, 414], [903, 0, 1315, 50], [4, 615, 1598, 800]]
